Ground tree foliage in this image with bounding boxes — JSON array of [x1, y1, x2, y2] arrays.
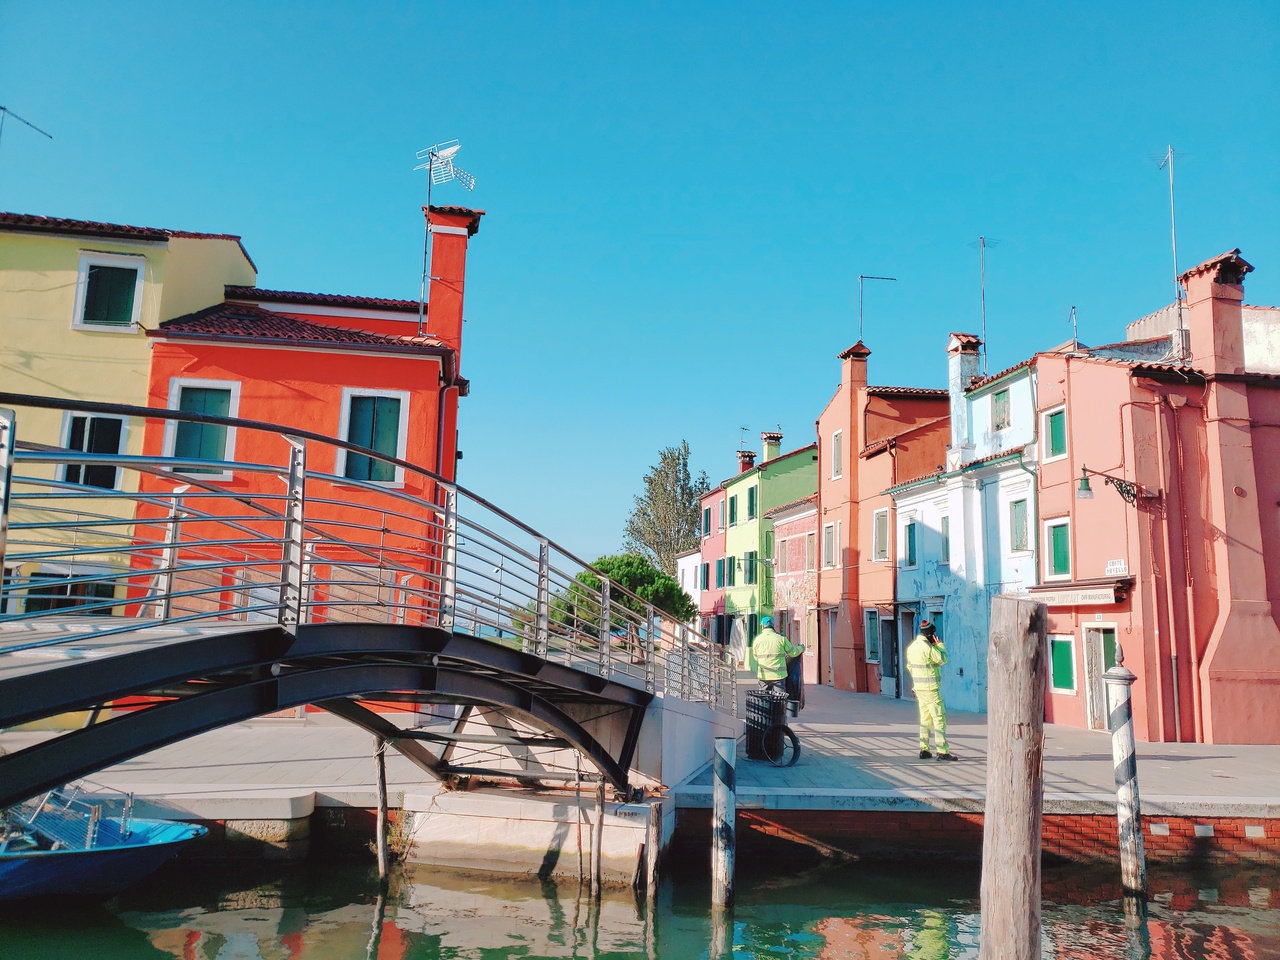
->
[[623, 440, 710, 575]]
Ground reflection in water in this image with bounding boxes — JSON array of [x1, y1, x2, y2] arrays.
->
[[0, 859, 1276, 958]]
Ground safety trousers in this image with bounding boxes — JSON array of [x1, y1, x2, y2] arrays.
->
[[915, 689, 948, 753]]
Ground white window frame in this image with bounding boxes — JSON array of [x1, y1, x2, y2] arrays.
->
[[1048, 633, 1078, 694], [337, 387, 411, 487], [163, 377, 241, 481], [717, 499, 725, 532], [872, 508, 890, 562], [900, 516, 918, 569], [1041, 405, 1068, 463], [1044, 516, 1072, 581], [1008, 497, 1031, 555], [831, 430, 843, 479], [939, 514, 951, 565], [60, 411, 128, 491], [72, 251, 146, 331], [822, 522, 836, 569], [992, 388, 1012, 432]]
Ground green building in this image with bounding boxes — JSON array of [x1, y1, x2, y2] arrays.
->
[[721, 432, 817, 669]]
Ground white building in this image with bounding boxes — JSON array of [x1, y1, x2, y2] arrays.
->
[[674, 547, 702, 627]]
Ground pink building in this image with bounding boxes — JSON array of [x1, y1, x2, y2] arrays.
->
[[766, 495, 819, 683], [697, 486, 728, 646], [1034, 250, 1280, 743]]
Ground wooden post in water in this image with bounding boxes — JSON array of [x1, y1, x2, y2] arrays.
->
[[374, 737, 390, 887], [979, 596, 1047, 960], [592, 779, 606, 900], [711, 736, 736, 908]]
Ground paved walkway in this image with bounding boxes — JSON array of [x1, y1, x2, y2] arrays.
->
[[674, 684, 1280, 815]]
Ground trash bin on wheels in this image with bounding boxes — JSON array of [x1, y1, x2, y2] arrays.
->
[[745, 688, 789, 760]]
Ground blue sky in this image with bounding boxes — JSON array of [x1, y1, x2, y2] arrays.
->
[[3, 3, 1278, 562]]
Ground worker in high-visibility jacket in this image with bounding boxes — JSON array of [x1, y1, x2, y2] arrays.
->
[[906, 620, 958, 761], [753, 616, 804, 694]]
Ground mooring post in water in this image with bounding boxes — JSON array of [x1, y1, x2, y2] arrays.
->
[[712, 736, 736, 908], [375, 737, 390, 887], [979, 596, 1046, 960], [592, 779, 606, 900], [1105, 644, 1148, 901]]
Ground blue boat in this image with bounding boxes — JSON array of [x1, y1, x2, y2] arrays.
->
[[0, 787, 206, 902]]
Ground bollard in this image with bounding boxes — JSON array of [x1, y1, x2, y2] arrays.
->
[[592, 779, 605, 901], [712, 736, 736, 908], [1105, 644, 1147, 899]]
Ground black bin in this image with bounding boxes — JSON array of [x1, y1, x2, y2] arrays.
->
[[745, 689, 789, 759]]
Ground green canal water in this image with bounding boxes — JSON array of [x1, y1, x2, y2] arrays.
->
[[1, 858, 1278, 959]]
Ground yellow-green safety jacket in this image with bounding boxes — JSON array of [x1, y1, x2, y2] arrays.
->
[[906, 634, 947, 693], [753, 627, 803, 682]]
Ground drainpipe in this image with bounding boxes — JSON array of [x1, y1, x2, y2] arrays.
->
[[1014, 452, 1039, 587], [1169, 394, 1203, 742], [813, 417, 825, 686]]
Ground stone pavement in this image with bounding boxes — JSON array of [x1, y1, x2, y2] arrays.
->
[[673, 682, 1280, 816]]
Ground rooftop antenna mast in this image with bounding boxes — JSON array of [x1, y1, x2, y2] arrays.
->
[[1159, 145, 1185, 361], [857, 275, 897, 342], [970, 236, 1000, 374], [1070, 305, 1078, 351], [0, 105, 53, 165], [413, 139, 476, 336]]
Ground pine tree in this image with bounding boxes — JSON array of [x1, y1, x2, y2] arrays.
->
[[623, 440, 710, 574]]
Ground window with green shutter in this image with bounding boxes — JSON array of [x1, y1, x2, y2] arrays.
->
[[1046, 408, 1067, 458], [993, 389, 1011, 431], [173, 386, 232, 473], [728, 496, 738, 526], [715, 559, 725, 588], [1048, 521, 1071, 577], [873, 509, 889, 561], [81, 263, 140, 326], [726, 556, 736, 586], [345, 395, 402, 482], [703, 507, 711, 536], [940, 516, 951, 564], [1010, 499, 1028, 552], [903, 521, 917, 567], [747, 486, 757, 519], [764, 530, 773, 559], [1049, 636, 1076, 691], [744, 550, 757, 585]]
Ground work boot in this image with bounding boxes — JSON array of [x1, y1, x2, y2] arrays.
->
[[935, 752, 959, 762], [918, 749, 932, 759]]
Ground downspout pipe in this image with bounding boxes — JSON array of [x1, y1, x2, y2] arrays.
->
[[814, 417, 824, 686], [1014, 451, 1039, 587]]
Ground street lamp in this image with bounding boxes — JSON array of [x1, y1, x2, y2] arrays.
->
[[493, 560, 505, 637], [1076, 466, 1153, 506]]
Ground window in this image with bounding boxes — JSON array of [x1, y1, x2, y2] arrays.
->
[[726, 556, 736, 587], [940, 516, 951, 564], [865, 610, 881, 662], [715, 559, 725, 588], [992, 389, 1011, 431], [805, 533, 816, 571], [872, 509, 889, 562], [700, 563, 709, 590], [822, 523, 836, 569], [1045, 518, 1071, 579], [744, 550, 758, 585], [1049, 635, 1076, 693], [778, 539, 788, 574], [831, 430, 843, 478], [747, 486, 758, 520], [728, 495, 738, 526], [764, 530, 773, 559], [717, 500, 725, 531], [1010, 499, 1028, 553], [73, 252, 145, 329], [1043, 407, 1067, 461], [63, 415, 124, 489], [902, 521, 917, 567], [340, 389, 409, 484], [23, 571, 116, 615], [703, 507, 711, 537], [167, 380, 238, 475], [747, 613, 758, 643]]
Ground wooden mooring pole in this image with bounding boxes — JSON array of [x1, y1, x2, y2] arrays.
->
[[592, 779, 605, 901], [979, 596, 1047, 960], [712, 736, 736, 908], [374, 737, 390, 887]]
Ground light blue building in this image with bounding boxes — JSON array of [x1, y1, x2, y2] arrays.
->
[[887, 333, 1041, 714]]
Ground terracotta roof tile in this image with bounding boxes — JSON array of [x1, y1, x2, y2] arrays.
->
[[765, 495, 817, 517], [966, 358, 1036, 392], [153, 302, 451, 355], [866, 385, 949, 398], [959, 449, 1024, 470], [226, 286, 421, 314], [0, 212, 255, 271], [837, 341, 872, 360]]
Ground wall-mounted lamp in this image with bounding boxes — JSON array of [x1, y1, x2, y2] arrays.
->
[[1076, 466, 1153, 506]]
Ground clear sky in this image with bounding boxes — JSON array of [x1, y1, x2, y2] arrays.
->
[[3, 3, 1278, 562]]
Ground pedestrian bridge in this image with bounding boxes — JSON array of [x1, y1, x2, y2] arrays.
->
[[0, 394, 735, 809]]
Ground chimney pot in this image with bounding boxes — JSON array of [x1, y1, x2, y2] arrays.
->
[[737, 450, 757, 473], [761, 431, 783, 462]]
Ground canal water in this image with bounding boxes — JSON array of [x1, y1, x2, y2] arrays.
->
[[1, 857, 1277, 959]]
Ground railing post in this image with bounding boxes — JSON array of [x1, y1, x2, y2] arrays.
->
[[438, 487, 458, 632], [158, 487, 189, 622], [279, 437, 307, 634], [644, 603, 656, 693], [598, 577, 612, 677], [535, 537, 550, 658], [680, 625, 691, 700], [0, 408, 15, 582]]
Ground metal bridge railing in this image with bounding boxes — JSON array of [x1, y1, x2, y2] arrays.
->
[[0, 396, 734, 713]]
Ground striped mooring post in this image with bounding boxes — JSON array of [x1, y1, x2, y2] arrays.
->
[[712, 736, 736, 909], [1104, 644, 1147, 899]]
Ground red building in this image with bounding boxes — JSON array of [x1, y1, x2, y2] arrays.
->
[[697, 486, 728, 646]]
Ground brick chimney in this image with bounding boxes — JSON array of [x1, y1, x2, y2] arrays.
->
[[1180, 249, 1252, 376], [761, 431, 782, 463], [736, 450, 756, 473], [425, 205, 484, 365], [946, 332, 982, 469], [837, 341, 871, 389]]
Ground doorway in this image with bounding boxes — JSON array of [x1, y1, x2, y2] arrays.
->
[[1083, 624, 1119, 731], [898, 609, 917, 700], [878, 616, 898, 697]]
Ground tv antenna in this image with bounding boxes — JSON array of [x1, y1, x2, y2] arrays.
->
[[1158, 145, 1184, 361], [857, 275, 897, 342], [738, 426, 749, 448], [1069, 305, 1078, 351], [969, 236, 1000, 374], [0, 105, 53, 163], [413, 139, 477, 335]]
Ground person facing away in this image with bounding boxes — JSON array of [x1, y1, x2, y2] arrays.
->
[[753, 616, 803, 694], [906, 620, 958, 761]]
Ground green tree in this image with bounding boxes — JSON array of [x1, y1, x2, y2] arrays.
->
[[623, 440, 710, 575]]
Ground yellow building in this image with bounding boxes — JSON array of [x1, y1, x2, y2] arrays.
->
[[1, 213, 256, 618]]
